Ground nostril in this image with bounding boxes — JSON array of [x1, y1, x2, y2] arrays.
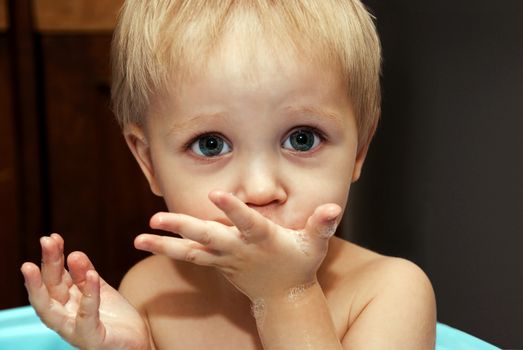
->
[[235, 173, 288, 207]]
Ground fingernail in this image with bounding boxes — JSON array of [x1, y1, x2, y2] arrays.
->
[[150, 213, 167, 228], [134, 235, 151, 250], [326, 206, 341, 221], [40, 236, 50, 247]]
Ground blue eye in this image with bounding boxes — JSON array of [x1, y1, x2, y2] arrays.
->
[[190, 134, 231, 157], [282, 128, 322, 152]]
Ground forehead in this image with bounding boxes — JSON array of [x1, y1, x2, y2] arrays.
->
[[178, 29, 343, 97], [167, 8, 345, 90], [197, 31, 305, 93], [156, 57, 348, 129], [148, 12, 349, 125]]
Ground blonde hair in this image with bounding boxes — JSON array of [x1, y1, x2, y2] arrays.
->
[[111, 0, 381, 150]]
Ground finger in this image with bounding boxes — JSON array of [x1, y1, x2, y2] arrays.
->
[[304, 204, 342, 240], [40, 235, 70, 304], [50, 233, 73, 289], [75, 270, 104, 346], [208, 191, 270, 242], [135, 234, 224, 267], [150, 212, 238, 252], [21, 262, 49, 307], [66, 251, 97, 289], [21, 262, 69, 332]]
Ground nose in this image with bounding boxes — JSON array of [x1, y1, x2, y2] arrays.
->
[[234, 156, 287, 207]]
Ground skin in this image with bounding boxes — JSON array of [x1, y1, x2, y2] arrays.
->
[[21, 28, 437, 349]]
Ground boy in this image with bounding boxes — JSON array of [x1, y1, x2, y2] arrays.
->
[[21, 0, 437, 349]]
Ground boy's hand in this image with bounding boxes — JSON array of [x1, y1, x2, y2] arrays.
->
[[21, 234, 150, 350], [135, 190, 341, 301]]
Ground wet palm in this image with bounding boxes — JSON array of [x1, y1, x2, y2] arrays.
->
[[21, 234, 150, 350]]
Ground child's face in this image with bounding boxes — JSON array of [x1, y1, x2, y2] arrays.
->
[[126, 34, 367, 230]]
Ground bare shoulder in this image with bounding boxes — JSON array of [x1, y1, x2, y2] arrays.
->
[[118, 255, 260, 349], [119, 255, 169, 308], [327, 238, 437, 349], [355, 252, 437, 319], [325, 238, 435, 304], [118, 254, 211, 311]]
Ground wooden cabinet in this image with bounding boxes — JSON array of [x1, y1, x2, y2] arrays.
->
[[0, 0, 22, 308], [33, 0, 123, 32], [0, 0, 7, 31], [0, 0, 164, 309]]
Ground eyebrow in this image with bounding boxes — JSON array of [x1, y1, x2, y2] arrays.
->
[[166, 105, 342, 136], [166, 112, 228, 136], [281, 105, 343, 123]]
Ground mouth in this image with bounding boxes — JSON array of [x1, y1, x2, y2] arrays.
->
[[246, 204, 277, 221], [213, 208, 301, 230]]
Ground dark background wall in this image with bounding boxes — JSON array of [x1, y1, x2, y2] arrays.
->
[[0, 0, 521, 348], [349, 1, 523, 348]]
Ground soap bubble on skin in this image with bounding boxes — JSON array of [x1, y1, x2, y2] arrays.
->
[[294, 231, 310, 255], [318, 223, 337, 238], [287, 281, 316, 302], [294, 220, 338, 254], [251, 298, 266, 324]]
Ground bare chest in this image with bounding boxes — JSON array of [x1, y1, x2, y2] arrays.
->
[[148, 290, 352, 350], [151, 313, 262, 350]]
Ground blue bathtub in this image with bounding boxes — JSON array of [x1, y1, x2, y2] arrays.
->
[[0, 306, 500, 349]]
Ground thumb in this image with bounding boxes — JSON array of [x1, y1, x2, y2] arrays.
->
[[304, 204, 342, 240]]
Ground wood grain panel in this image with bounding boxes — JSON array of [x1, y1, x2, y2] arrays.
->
[[0, 0, 7, 31], [41, 34, 165, 288], [33, 0, 123, 32], [0, 33, 24, 309], [8, 0, 47, 304]]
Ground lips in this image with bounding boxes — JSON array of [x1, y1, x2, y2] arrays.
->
[[213, 208, 300, 230], [246, 204, 277, 221]]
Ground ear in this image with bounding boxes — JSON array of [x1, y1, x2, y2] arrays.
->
[[123, 124, 162, 196], [351, 141, 371, 183], [352, 117, 379, 183]]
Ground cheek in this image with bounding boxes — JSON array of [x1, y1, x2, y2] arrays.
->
[[154, 166, 221, 218], [284, 171, 352, 229], [163, 188, 221, 219], [163, 179, 219, 220]]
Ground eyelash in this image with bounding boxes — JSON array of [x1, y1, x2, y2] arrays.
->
[[183, 131, 231, 151], [183, 125, 328, 155], [283, 125, 327, 144]]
